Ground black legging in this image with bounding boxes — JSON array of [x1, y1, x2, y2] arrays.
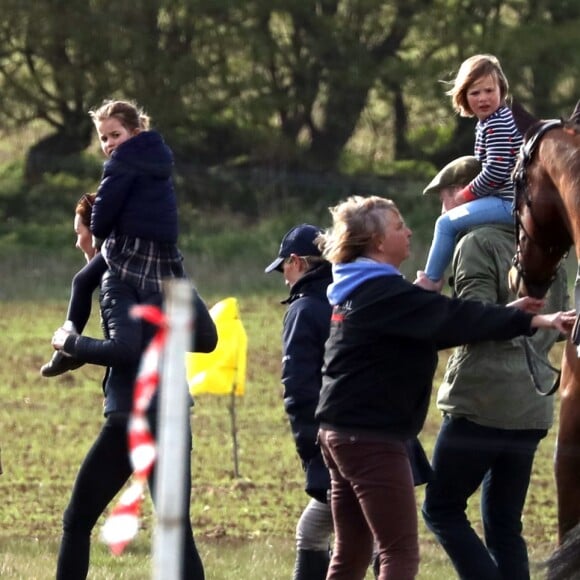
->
[[65, 253, 107, 333], [56, 413, 204, 580]]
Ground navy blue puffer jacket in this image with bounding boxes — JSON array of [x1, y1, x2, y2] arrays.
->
[[91, 131, 179, 244], [281, 262, 333, 502]]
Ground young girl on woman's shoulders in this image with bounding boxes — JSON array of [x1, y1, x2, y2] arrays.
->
[[41, 100, 185, 377]]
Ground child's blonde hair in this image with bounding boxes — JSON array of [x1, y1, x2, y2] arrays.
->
[[318, 195, 398, 264], [446, 54, 509, 118], [89, 100, 150, 132]]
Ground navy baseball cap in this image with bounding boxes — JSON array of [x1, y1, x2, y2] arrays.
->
[[264, 224, 323, 273]]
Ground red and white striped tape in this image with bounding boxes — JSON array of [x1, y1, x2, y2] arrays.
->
[[101, 304, 167, 555]]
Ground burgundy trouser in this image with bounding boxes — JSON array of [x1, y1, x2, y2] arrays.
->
[[319, 429, 419, 580]]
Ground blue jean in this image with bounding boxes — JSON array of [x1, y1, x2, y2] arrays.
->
[[66, 253, 107, 333], [421, 416, 546, 580], [56, 413, 204, 580], [424, 197, 513, 281]]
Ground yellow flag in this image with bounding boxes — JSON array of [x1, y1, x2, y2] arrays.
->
[[186, 297, 247, 396]]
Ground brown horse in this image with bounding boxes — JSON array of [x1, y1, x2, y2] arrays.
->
[[509, 100, 580, 544]]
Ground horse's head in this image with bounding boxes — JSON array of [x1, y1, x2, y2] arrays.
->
[[509, 111, 574, 298], [509, 171, 566, 298], [509, 192, 567, 298]]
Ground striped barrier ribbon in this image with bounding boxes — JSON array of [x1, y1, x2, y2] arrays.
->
[[100, 304, 167, 556]]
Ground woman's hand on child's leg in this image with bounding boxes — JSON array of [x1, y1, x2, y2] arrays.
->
[[51, 321, 78, 350], [414, 271, 444, 293]]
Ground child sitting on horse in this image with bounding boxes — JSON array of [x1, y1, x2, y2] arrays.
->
[[415, 54, 523, 292]]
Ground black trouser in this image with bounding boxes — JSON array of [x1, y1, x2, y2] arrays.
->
[[422, 416, 545, 580], [56, 413, 204, 580]]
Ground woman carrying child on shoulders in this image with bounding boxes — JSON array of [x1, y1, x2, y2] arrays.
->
[[41, 99, 185, 376]]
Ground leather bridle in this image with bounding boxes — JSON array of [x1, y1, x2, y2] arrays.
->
[[512, 119, 570, 294], [511, 119, 569, 396]]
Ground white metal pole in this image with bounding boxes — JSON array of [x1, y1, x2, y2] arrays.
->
[[152, 279, 193, 580]]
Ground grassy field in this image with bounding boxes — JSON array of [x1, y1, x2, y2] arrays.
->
[[0, 263, 566, 579]]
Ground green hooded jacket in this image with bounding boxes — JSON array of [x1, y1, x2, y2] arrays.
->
[[437, 224, 568, 430]]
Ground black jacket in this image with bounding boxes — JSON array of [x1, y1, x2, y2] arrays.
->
[[316, 275, 535, 439], [91, 131, 179, 244], [281, 262, 332, 501], [63, 272, 217, 416]]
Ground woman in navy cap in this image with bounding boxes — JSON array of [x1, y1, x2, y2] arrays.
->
[[266, 224, 335, 580]]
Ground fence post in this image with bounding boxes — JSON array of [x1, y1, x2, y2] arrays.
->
[[152, 279, 193, 580]]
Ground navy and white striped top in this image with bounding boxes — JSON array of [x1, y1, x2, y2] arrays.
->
[[471, 104, 523, 201]]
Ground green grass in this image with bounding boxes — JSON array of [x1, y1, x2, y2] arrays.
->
[[0, 262, 566, 579]]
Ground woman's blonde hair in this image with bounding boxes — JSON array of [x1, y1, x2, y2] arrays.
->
[[318, 195, 398, 264], [446, 54, 509, 117]]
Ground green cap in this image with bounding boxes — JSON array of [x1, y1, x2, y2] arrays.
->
[[423, 156, 481, 195]]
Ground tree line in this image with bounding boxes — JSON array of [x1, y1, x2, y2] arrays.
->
[[0, 0, 578, 191]]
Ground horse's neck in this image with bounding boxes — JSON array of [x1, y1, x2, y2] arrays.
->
[[540, 132, 580, 256]]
